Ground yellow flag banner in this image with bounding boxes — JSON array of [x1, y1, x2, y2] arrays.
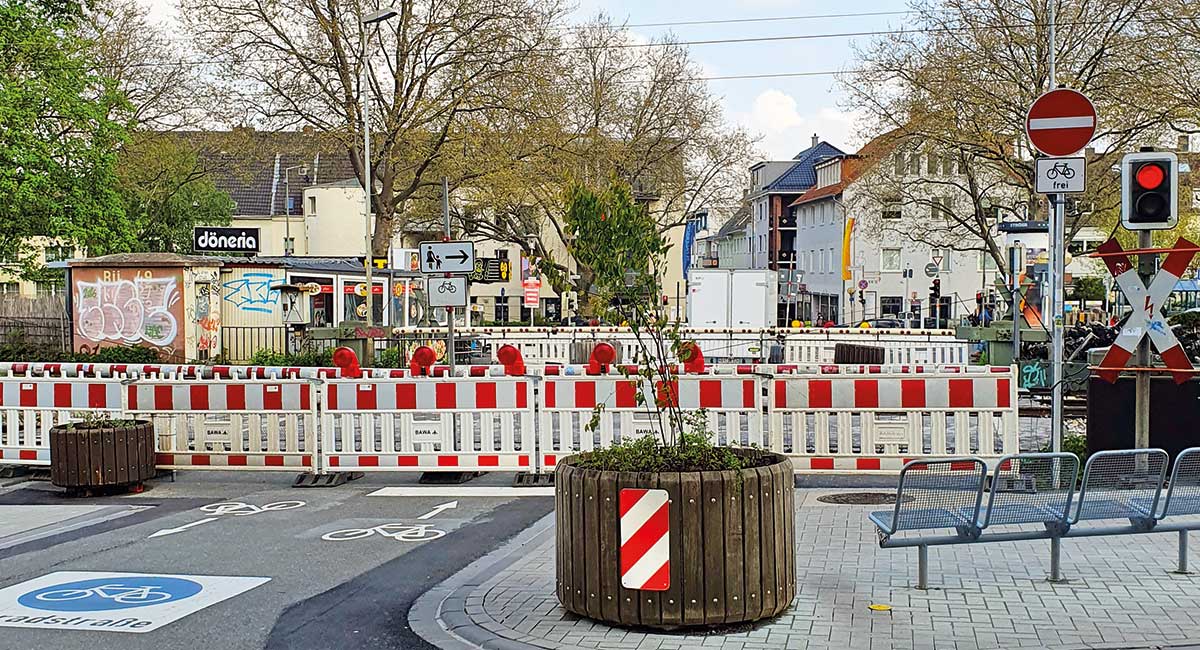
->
[[841, 217, 855, 281]]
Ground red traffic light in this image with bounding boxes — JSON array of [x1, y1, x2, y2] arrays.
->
[[1136, 163, 1165, 190], [932, 279, 941, 287]]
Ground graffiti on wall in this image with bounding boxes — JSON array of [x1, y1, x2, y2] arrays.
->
[[74, 269, 183, 352], [223, 272, 282, 313]]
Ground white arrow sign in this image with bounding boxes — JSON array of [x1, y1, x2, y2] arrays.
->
[[148, 517, 219, 539], [418, 241, 475, 274], [418, 501, 458, 520]]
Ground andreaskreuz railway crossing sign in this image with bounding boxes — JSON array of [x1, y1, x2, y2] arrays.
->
[[418, 241, 474, 275]]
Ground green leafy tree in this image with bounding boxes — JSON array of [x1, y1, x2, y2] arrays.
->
[[117, 136, 234, 253], [0, 0, 133, 261]]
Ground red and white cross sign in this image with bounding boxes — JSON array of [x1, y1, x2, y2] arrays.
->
[[619, 488, 670, 591], [1094, 237, 1197, 384], [1025, 89, 1097, 158]]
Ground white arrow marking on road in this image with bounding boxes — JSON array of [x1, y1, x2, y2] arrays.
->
[[147, 517, 219, 539], [418, 501, 458, 520]]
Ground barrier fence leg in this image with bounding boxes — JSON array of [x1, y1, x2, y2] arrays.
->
[[1049, 538, 1064, 582], [917, 545, 928, 590], [1176, 531, 1191, 574]]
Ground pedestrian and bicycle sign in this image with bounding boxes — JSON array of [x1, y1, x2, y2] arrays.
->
[[0, 572, 269, 633], [418, 241, 475, 274], [1025, 88, 1097, 157], [1035, 157, 1085, 194]]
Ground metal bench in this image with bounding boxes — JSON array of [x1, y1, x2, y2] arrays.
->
[[871, 448, 1200, 589]]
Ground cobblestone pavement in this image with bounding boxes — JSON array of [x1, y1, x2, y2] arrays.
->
[[414, 489, 1200, 650]]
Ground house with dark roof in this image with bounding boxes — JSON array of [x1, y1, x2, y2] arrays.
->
[[746, 135, 845, 272]]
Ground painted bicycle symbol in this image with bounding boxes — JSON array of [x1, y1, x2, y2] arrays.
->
[[321, 523, 446, 542], [200, 501, 306, 516], [1045, 161, 1076, 180], [36, 584, 173, 605], [19, 576, 203, 612]]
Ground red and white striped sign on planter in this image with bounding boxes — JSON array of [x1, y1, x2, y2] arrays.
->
[[619, 488, 670, 591]]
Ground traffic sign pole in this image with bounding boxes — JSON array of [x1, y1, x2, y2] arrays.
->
[[1135, 230, 1153, 449], [443, 177, 455, 375]]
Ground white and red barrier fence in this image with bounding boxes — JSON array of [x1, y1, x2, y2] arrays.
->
[[320, 377, 534, 472], [0, 365, 1021, 476]]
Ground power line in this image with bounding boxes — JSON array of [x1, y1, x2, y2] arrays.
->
[[22, 15, 1188, 72], [621, 10, 913, 29]]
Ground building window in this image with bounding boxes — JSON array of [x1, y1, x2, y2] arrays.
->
[[497, 249, 509, 260], [929, 197, 952, 220], [308, 196, 317, 214], [43, 245, 72, 263], [880, 296, 904, 316], [894, 152, 906, 176], [931, 248, 951, 271], [978, 251, 999, 271], [829, 248, 836, 273], [882, 200, 902, 220], [881, 248, 902, 272], [0, 283, 18, 295], [494, 298, 510, 323], [36, 281, 61, 297], [908, 152, 920, 175]]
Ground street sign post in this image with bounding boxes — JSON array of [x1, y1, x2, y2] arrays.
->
[[418, 241, 474, 274], [1025, 88, 1097, 157], [1035, 157, 1086, 194], [1025, 84, 1097, 458]]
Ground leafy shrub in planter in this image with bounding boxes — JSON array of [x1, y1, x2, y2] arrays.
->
[[249, 347, 333, 367]]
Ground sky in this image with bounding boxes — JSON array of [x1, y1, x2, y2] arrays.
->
[[137, 0, 908, 160]]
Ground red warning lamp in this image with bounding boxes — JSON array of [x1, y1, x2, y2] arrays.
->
[[1135, 163, 1164, 190]]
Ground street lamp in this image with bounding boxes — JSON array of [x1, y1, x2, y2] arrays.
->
[[360, 6, 400, 326], [283, 164, 307, 257]]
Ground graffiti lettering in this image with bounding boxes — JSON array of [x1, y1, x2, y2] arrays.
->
[[1020, 362, 1048, 390], [223, 273, 282, 313], [76, 277, 181, 347]]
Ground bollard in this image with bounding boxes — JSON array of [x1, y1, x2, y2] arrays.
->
[[587, 342, 616, 375], [496, 344, 527, 376], [409, 345, 437, 376], [332, 347, 362, 378]]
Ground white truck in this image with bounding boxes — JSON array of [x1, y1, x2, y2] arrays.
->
[[686, 269, 779, 328]]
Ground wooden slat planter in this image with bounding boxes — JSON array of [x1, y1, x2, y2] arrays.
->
[[556, 449, 795, 628], [49, 420, 156, 492]]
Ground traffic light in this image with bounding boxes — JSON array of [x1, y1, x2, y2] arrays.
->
[[976, 291, 983, 307], [929, 279, 941, 301], [1121, 151, 1178, 230]]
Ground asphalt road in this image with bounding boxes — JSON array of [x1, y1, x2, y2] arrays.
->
[[0, 471, 553, 650]]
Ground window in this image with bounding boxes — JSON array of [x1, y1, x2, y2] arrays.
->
[[0, 283, 18, 295], [881, 296, 904, 316], [882, 199, 902, 220], [829, 248, 836, 273], [978, 251, 999, 271], [36, 281, 61, 297], [881, 248, 902, 272], [927, 153, 939, 175], [308, 196, 317, 214], [931, 248, 951, 271], [894, 152, 906, 176], [929, 197, 951, 220], [497, 249, 509, 260], [494, 298, 510, 323], [908, 152, 920, 175], [43, 245, 72, 263]]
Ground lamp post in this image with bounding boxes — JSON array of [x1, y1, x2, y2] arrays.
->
[[360, 6, 400, 327], [283, 164, 307, 256]]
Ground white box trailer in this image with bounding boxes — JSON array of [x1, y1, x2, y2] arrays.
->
[[685, 270, 779, 361]]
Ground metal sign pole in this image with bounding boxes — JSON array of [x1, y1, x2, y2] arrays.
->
[[1135, 229, 1153, 448], [1047, 1, 1063, 453], [443, 177, 455, 374]]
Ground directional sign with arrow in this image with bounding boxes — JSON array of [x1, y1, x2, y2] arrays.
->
[[419, 241, 475, 275]]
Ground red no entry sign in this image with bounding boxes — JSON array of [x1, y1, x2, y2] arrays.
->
[[1025, 89, 1097, 157]]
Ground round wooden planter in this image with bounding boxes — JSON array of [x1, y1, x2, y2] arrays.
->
[[49, 420, 156, 491], [555, 449, 795, 628]]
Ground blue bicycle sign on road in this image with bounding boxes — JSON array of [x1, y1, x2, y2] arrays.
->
[[18, 576, 203, 612]]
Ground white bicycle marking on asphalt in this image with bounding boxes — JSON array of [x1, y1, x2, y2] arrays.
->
[[200, 501, 307, 516], [321, 523, 447, 542]]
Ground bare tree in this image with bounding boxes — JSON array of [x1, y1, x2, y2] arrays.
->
[[456, 17, 756, 297], [844, 0, 1188, 274], [180, 0, 567, 256]]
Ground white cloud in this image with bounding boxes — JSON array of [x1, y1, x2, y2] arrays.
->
[[733, 89, 864, 159]]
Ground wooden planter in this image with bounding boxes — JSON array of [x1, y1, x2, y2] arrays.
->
[[555, 449, 795, 628], [49, 420, 156, 491]]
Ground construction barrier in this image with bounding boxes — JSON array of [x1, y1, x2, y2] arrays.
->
[[538, 375, 764, 470], [0, 379, 125, 466], [769, 368, 1018, 471], [320, 377, 534, 471], [128, 380, 319, 471]]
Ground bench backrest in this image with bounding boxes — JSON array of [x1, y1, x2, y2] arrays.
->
[[1159, 447, 1200, 519], [1073, 448, 1168, 524], [881, 457, 988, 534], [982, 452, 1078, 527]]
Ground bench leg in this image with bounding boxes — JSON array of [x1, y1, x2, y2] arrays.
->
[[1048, 538, 1064, 582], [1175, 530, 1191, 574], [917, 545, 929, 590]]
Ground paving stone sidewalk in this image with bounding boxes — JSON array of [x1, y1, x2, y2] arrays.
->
[[412, 489, 1200, 650]]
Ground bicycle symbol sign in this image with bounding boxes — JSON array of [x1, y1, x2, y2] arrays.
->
[[19, 577, 202, 612], [1035, 156, 1085, 194]]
